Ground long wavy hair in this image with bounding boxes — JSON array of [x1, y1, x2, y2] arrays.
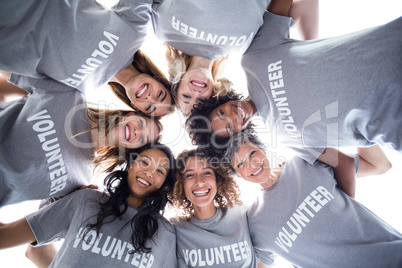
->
[[84, 143, 176, 254], [109, 49, 175, 116], [165, 45, 232, 105], [86, 107, 163, 173], [169, 148, 242, 220]]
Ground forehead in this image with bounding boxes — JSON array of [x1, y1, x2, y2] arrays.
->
[[231, 142, 260, 164], [139, 148, 169, 167], [185, 156, 211, 170]]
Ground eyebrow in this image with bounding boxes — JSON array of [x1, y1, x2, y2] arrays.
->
[[161, 90, 167, 103], [142, 155, 168, 170], [147, 106, 156, 115]]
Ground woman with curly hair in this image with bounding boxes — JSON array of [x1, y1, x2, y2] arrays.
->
[[0, 143, 178, 267], [224, 128, 401, 267], [169, 148, 270, 267]]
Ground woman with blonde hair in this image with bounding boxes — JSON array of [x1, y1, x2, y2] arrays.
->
[[168, 148, 274, 267], [165, 46, 230, 116]]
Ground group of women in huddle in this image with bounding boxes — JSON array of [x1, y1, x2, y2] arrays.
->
[[1, 0, 402, 267]]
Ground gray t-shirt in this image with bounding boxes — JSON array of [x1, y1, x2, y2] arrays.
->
[[248, 156, 402, 267], [170, 205, 273, 267], [0, 0, 152, 93], [26, 189, 177, 268], [0, 75, 93, 206], [242, 12, 402, 159], [152, 0, 270, 61]]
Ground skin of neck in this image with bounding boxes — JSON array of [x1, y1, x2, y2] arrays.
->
[[193, 202, 217, 220], [188, 56, 214, 74], [244, 96, 259, 117], [259, 167, 282, 190], [109, 64, 141, 88], [126, 195, 143, 209], [90, 121, 112, 152]]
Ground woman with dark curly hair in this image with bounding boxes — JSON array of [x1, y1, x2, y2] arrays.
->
[[185, 89, 257, 151], [0, 143, 178, 267], [168, 148, 271, 267]]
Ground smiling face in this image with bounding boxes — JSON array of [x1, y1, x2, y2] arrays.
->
[[231, 142, 271, 184], [114, 114, 160, 149], [125, 73, 172, 117], [177, 70, 214, 116], [209, 100, 254, 138], [127, 148, 170, 207], [182, 157, 217, 214]]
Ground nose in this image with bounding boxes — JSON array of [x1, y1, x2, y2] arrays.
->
[[194, 173, 205, 184], [145, 92, 155, 101]]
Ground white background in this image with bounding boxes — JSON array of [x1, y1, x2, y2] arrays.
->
[[0, 0, 401, 267]]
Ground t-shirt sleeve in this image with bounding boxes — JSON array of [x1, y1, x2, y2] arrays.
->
[[9, 74, 77, 94], [245, 11, 294, 53], [25, 189, 92, 246], [288, 146, 325, 166]]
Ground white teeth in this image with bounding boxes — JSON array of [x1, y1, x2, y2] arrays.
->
[[191, 81, 207, 87], [238, 106, 245, 121], [125, 125, 129, 141], [136, 84, 148, 97], [138, 178, 150, 186], [193, 189, 210, 196], [252, 167, 263, 176]]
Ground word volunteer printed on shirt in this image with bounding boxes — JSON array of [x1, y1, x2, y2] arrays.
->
[[171, 16, 255, 47], [27, 110, 68, 196], [275, 186, 335, 253], [182, 240, 252, 267], [267, 60, 301, 138], [73, 228, 155, 267], [60, 31, 120, 88]]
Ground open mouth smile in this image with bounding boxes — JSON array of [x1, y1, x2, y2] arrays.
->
[[136, 83, 149, 98], [137, 177, 151, 187], [192, 188, 210, 197]]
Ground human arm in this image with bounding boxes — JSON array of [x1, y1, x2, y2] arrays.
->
[[317, 148, 356, 198], [25, 244, 57, 268], [356, 145, 392, 177], [0, 72, 27, 102], [0, 218, 36, 249], [267, 0, 293, 17]]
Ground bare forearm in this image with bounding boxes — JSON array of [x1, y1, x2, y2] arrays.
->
[[267, 0, 293, 17], [0, 218, 36, 249], [317, 148, 356, 198], [357, 145, 392, 177]]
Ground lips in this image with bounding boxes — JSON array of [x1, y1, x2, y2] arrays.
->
[[251, 165, 263, 177], [237, 106, 246, 123], [192, 188, 210, 197], [190, 80, 207, 88], [124, 124, 131, 141], [135, 83, 148, 98], [137, 177, 151, 187]]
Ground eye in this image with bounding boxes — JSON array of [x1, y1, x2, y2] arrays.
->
[[229, 123, 234, 132], [219, 109, 225, 116], [146, 105, 151, 111], [203, 171, 212, 176], [185, 173, 193, 179], [140, 120, 144, 128], [157, 91, 162, 98], [183, 94, 191, 99], [250, 150, 256, 157], [156, 168, 164, 175], [140, 137, 145, 145], [237, 162, 244, 169], [140, 159, 149, 166]]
